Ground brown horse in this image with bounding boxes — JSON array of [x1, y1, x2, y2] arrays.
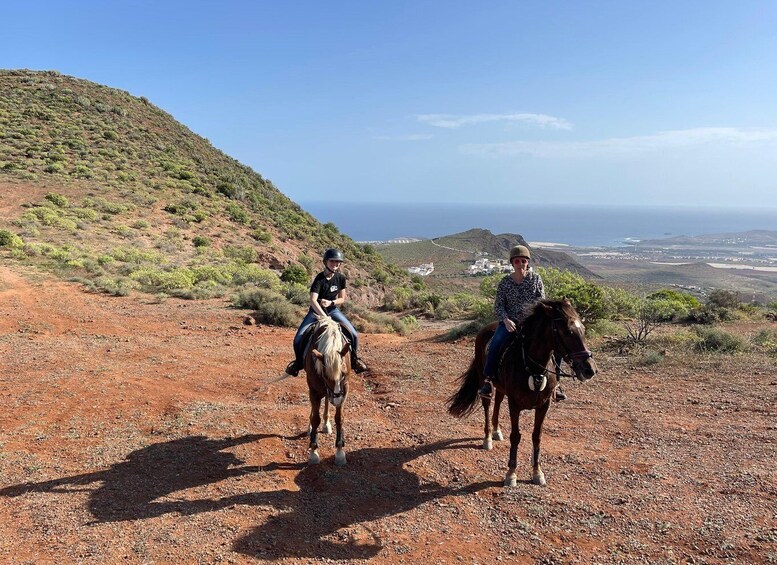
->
[[447, 299, 597, 486], [305, 317, 352, 466]]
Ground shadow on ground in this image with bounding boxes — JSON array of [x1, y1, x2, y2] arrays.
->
[[1, 435, 492, 560]]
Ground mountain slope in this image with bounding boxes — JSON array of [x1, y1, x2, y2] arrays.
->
[[379, 228, 598, 278], [0, 69, 401, 303]]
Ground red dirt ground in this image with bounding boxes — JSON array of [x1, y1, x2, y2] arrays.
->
[[0, 264, 775, 564]]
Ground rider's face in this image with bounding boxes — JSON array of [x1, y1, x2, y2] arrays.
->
[[326, 260, 343, 271], [512, 257, 529, 273]]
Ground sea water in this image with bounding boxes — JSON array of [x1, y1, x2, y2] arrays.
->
[[301, 202, 777, 248]]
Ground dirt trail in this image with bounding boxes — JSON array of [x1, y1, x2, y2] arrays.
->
[[0, 263, 775, 564]]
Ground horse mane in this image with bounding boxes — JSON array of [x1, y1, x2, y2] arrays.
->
[[521, 299, 579, 344], [314, 317, 346, 377]]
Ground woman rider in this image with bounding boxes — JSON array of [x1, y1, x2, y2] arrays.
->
[[479, 245, 565, 400], [284, 248, 369, 376]]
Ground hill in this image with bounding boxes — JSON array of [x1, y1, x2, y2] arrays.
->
[[0, 69, 401, 304], [378, 228, 598, 278]]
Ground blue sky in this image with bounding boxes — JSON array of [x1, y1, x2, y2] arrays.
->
[[4, 1, 777, 208]]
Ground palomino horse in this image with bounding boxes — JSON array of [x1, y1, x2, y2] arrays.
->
[[447, 299, 597, 486], [305, 317, 352, 466]]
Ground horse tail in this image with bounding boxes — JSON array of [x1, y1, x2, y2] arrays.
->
[[447, 324, 495, 418]]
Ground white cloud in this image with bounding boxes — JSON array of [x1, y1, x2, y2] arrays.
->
[[416, 112, 572, 130], [461, 127, 777, 158], [372, 134, 434, 141]]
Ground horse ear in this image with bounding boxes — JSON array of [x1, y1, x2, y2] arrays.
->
[[312, 349, 323, 359], [540, 302, 554, 316], [562, 297, 572, 306], [340, 342, 350, 357]]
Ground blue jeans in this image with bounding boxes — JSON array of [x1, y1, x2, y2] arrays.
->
[[292, 308, 359, 362], [483, 321, 513, 378]]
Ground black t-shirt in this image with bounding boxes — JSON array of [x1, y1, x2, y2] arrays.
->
[[310, 271, 346, 311]]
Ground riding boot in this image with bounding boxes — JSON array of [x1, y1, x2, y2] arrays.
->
[[554, 385, 567, 401], [351, 354, 369, 374], [479, 377, 494, 400], [284, 359, 302, 377]]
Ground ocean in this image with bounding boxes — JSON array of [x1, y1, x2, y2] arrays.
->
[[301, 202, 777, 248]]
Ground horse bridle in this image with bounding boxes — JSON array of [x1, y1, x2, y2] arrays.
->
[[550, 317, 593, 367], [520, 316, 593, 379]]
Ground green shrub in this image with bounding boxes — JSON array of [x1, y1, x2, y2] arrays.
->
[[752, 328, 777, 355], [372, 269, 390, 284], [281, 264, 309, 285], [0, 230, 24, 248], [223, 245, 257, 263], [707, 289, 741, 309], [283, 282, 310, 305], [693, 326, 749, 353], [44, 192, 69, 208], [638, 349, 664, 365], [251, 229, 272, 243], [192, 235, 211, 248], [225, 202, 248, 224], [538, 267, 612, 323], [233, 288, 298, 327], [129, 267, 196, 292], [229, 264, 280, 289]]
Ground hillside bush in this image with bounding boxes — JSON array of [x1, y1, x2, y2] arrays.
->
[[281, 264, 309, 286], [752, 328, 777, 355], [283, 282, 309, 306], [537, 267, 612, 323], [233, 288, 298, 327], [44, 192, 69, 208], [223, 245, 257, 264], [129, 267, 196, 292], [0, 230, 24, 248], [692, 326, 749, 353], [192, 235, 211, 248], [645, 289, 701, 321], [707, 289, 741, 309]]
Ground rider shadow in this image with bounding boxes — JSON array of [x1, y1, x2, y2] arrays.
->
[[0, 433, 295, 522], [1, 435, 494, 560], [232, 437, 494, 561]]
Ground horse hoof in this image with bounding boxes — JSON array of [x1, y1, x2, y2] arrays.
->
[[492, 429, 504, 441], [532, 472, 547, 486], [322, 421, 332, 434], [308, 451, 320, 465], [335, 449, 347, 466], [504, 474, 517, 487], [483, 438, 493, 451]]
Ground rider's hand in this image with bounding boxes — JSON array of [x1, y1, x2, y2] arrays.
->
[[320, 299, 331, 308], [504, 318, 516, 332]]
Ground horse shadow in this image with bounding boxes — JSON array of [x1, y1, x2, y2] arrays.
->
[[232, 437, 493, 560], [1, 435, 493, 560], [0, 433, 294, 522]]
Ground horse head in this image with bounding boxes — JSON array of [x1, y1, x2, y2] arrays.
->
[[545, 298, 598, 381], [310, 317, 350, 407]]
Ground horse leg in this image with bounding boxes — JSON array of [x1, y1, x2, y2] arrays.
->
[[322, 397, 333, 434], [308, 393, 322, 464], [334, 403, 346, 466], [531, 400, 551, 486], [504, 397, 522, 487], [492, 390, 505, 441], [482, 394, 494, 450]]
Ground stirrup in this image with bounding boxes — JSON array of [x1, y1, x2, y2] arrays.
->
[[554, 386, 567, 401], [285, 360, 301, 377], [352, 358, 369, 374], [479, 380, 494, 400]]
